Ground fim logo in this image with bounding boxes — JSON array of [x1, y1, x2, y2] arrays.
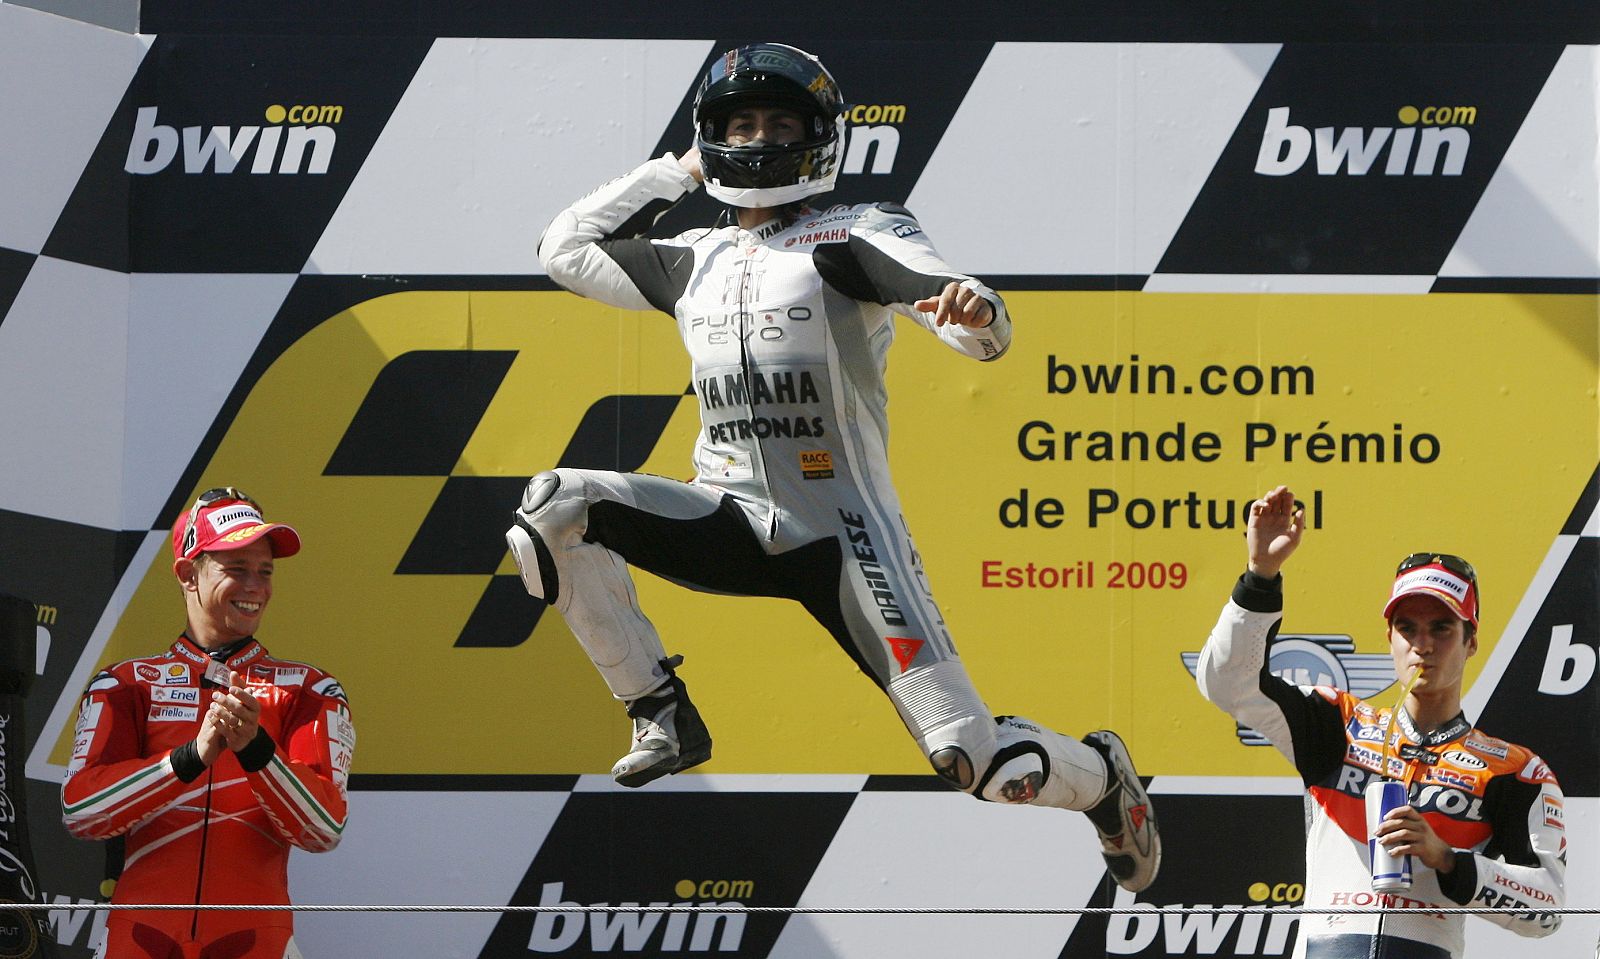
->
[[1181, 634, 1395, 745], [125, 103, 344, 175], [1255, 104, 1475, 176], [527, 880, 753, 953]]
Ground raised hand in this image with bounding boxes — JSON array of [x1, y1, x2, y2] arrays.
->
[[1247, 485, 1304, 579]]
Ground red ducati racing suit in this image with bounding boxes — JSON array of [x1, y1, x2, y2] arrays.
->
[[62, 635, 353, 958], [1197, 572, 1565, 959]]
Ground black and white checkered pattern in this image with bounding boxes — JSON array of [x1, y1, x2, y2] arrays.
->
[[4, 6, 1597, 956]]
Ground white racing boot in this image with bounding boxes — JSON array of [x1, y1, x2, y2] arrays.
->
[[611, 656, 712, 788], [1082, 730, 1162, 892]]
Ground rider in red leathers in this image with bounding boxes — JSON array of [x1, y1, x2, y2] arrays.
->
[[62, 489, 353, 959]]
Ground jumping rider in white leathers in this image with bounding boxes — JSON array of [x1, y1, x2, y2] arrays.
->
[[511, 42, 1161, 891]]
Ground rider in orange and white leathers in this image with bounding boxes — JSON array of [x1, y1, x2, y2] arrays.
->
[[1197, 492, 1564, 959]]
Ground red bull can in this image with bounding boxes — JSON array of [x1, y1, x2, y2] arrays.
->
[[1366, 779, 1413, 892]]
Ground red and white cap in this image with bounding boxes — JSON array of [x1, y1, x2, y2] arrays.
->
[[1383, 561, 1478, 627], [171, 492, 301, 561]]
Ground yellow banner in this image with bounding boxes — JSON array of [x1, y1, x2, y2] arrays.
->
[[54, 289, 1598, 779]]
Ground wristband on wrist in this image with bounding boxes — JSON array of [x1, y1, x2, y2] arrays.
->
[[170, 740, 206, 783], [237, 728, 276, 772]]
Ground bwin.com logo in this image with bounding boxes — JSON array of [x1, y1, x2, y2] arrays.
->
[[1181, 635, 1396, 746], [124, 103, 344, 175], [1254, 105, 1476, 176]]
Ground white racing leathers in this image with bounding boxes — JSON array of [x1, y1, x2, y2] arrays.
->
[[1197, 573, 1566, 959], [524, 154, 1108, 808]]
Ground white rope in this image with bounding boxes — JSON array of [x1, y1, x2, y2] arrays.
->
[[7, 903, 1598, 915]]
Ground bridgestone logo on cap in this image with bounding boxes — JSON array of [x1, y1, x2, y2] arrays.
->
[[1392, 568, 1469, 602], [208, 505, 264, 534]]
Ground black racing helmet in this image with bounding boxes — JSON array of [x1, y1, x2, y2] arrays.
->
[[693, 43, 845, 208]]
